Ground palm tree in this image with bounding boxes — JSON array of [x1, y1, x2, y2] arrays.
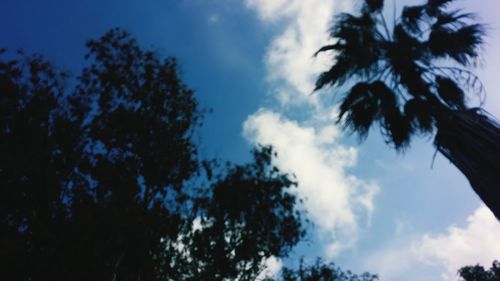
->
[[314, 0, 500, 219]]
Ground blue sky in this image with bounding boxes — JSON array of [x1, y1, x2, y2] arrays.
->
[[2, 0, 499, 280]]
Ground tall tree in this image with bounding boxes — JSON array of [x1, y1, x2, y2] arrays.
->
[[0, 29, 304, 280], [314, 0, 500, 218]]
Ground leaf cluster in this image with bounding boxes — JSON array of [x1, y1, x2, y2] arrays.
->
[[458, 260, 500, 281], [315, 0, 486, 149], [266, 259, 378, 281]]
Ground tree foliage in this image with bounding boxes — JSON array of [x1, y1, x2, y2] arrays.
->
[[458, 260, 500, 281], [267, 259, 378, 281], [315, 0, 500, 219], [315, 0, 487, 147], [0, 28, 305, 280]]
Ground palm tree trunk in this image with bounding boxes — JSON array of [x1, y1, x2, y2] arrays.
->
[[434, 109, 500, 220]]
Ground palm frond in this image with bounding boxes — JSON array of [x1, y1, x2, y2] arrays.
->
[[337, 82, 378, 140], [428, 23, 485, 65], [370, 81, 413, 149], [380, 106, 412, 149], [435, 76, 465, 109], [315, 13, 382, 90], [386, 24, 433, 88], [401, 5, 426, 34], [315, 59, 354, 90], [404, 98, 434, 132], [330, 13, 377, 39], [370, 81, 396, 111], [434, 10, 475, 30], [363, 0, 384, 13], [426, 0, 456, 17], [313, 44, 340, 57], [337, 81, 411, 147], [392, 24, 425, 58]]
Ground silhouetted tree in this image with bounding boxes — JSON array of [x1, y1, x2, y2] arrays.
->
[[0, 29, 304, 281], [458, 260, 500, 281], [156, 146, 304, 281], [265, 259, 378, 281], [315, 0, 500, 218]]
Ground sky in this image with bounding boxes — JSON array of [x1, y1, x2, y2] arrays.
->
[[1, 0, 499, 280]]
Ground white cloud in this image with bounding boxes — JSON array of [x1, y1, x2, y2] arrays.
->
[[245, 0, 290, 21], [243, 109, 379, 257], [413, 205, 500, 280], [364, 246, 418, 281], [245, 0, 352, 106], [364, 205, 500, 281], [244, 0, 378, 261], [256, 256, 283, 281]]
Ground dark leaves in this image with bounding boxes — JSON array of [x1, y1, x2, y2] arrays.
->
[[272, 258, 378, 281], [404, 98, 434, 133], [338, 82, 377, 139], [338, 81, 411, 149], [402, 5, 426, 34], [316, 0, 487, 150], [363, 0, 384, 13], [313, 44, 340, 57], [458, 260, 500, 281], [427, 0, 456, 17], [371, 81, 412, 149], [315, 13, 381, 90], [315, 59, 353, 90], [390, 24, 428, 74], [1, 29, 306, 281], [428, 23, 485, 65], [434, 10, 475, 29], [179, 147, 304, 281], [435, 76, 465, 109]]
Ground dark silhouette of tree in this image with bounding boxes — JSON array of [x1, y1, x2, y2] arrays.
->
[[458, 260, 500, 281], [0, 28, 305, 281], [156, 146, 304, 281], [314, 0, 500, 218], [265, 259, 378, 281]]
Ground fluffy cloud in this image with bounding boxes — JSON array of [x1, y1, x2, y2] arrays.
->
[[364, 205, 500, 281], [244, 109, 379, 257], [414, 206, 500, 280], [245, 0, 351, 106], [244, 0, 378, 260]]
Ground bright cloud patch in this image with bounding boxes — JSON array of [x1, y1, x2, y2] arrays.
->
[[244, 0, 377, 262], [256, 256, 283, 280], [414, 205, 500, 280], [243, 109, 379, 257], [245, 0, 351, 106], [365, 205, 500, 281]]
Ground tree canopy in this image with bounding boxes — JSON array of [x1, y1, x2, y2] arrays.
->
[[267, 259, 378, 281], [458, 260, 500, 281], [0, 28, 305, 281]]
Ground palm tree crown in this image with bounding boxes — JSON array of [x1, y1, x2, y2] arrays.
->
[[315, 0, 500, 218], [316, 0, 485, 147]]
